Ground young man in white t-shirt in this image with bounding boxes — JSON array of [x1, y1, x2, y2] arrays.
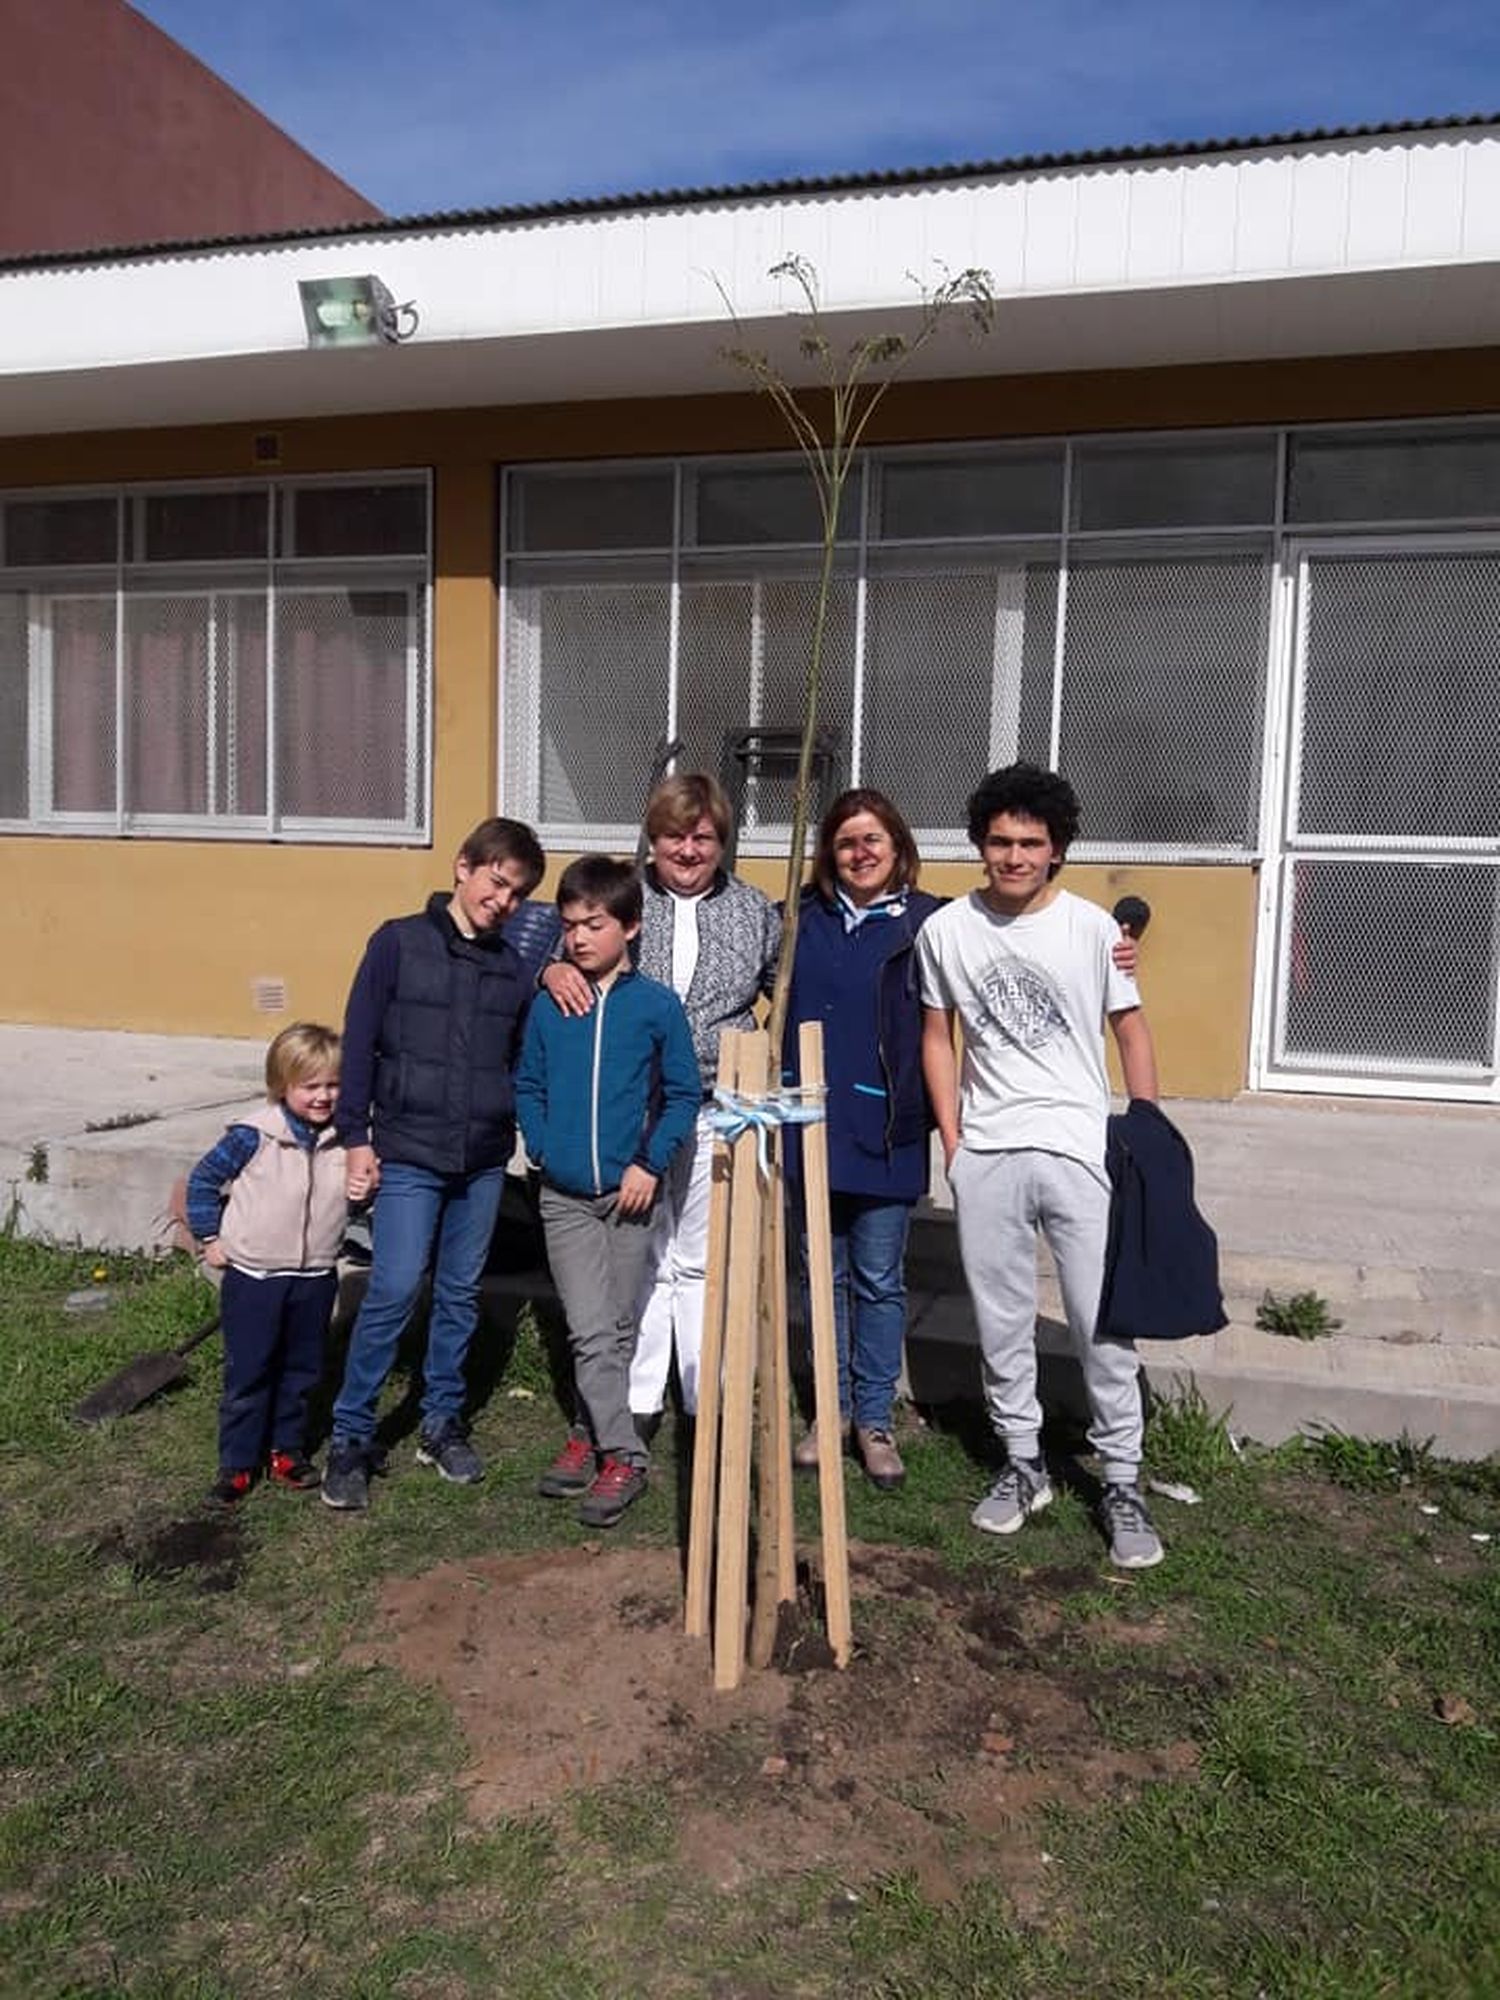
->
[[918, 763, 1164, 1568]]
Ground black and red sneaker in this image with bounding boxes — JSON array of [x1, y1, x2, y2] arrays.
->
[[537, 1428, 595, 1498], [268, 1449, 320, 1491], [577, 1456, 648, 1529], [209, 1467, 255, 1507]]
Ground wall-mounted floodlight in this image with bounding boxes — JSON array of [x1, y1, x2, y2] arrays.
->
[[298, 275, 419, 347]]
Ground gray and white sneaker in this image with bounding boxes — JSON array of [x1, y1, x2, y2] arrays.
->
[[415, 1421, 484, 1485], [1099, 1482, 1164, 1569], [971, 1456, 1053, 1535]]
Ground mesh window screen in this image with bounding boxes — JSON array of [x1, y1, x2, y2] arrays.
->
[[527, 579, 670, 823], [0, 593, 28, 817], [275, 587, 419, 824], [1297, 553, 1500, 842], [1059, 552, 1270, 845], [1280, 858, 1499, 1074], [125, 595, 211, 815], [861, 565, 1056, 831], [677, 573, 855, 829], [48, 596, 116, 814]]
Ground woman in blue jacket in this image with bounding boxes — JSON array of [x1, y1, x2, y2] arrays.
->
[[783, 789, 942, 1491]]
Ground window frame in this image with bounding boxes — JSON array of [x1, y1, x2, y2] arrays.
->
[[0, 471, 432, 844]]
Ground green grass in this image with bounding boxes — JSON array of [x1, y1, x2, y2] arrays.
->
[[2, 1234, 1498, 1998]]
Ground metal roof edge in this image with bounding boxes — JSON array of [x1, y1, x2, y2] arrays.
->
[[2, 110, 1496, 276]]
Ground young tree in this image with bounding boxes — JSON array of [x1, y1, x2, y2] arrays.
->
[[718, 258, 994, 1670], [720, 255, 994, 1055]]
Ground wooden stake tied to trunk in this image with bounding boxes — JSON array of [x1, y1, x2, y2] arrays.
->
[[685, 1024, 851, 1687]]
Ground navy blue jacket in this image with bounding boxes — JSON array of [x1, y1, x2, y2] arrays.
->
[[1098, 1099, 1228, 1343], [335, 894, 530, 1176], [781, 888, 943, 1200], [514, 968, 700, 1197]]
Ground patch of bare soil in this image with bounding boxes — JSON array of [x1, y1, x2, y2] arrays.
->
[[353, 1539, 1206, 1899]]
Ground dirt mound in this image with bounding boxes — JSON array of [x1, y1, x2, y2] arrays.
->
[[353, 1541, 1203, 1895]]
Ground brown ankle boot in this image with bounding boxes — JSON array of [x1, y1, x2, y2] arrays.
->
[[856, 1425, 906, 1491], [793, 1420, 849, 1472]]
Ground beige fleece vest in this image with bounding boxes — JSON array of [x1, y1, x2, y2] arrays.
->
[[217, 1104, 347, 1274]]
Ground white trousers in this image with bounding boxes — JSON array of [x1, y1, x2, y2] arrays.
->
[[951, 1146, 1144, 1483], [629, 1110, 714, 1416]]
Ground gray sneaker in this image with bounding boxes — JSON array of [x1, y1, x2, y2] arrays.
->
[[415, 1421, 484, 1485], [971, 1457, 1053, 1535], [321, 1442, 371, 1512], [577, 1456, 648, 1528], [1100, 1482, 1164, 1569]]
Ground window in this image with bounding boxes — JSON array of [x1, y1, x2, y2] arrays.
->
[[0, 477, 429, 840], [502, 452, 1274, 856]]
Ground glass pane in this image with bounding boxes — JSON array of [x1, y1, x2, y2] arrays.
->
[[276, 587, 419, 823], [0, 592, 28, 816], [288, 482, 426, 558], [514, 579, 670, 823], [677, 572, 855, 828], [125, 595, 210, 814], [1058, 553, 1271, 845], [879, 452, 1064, 540], [1296, 553, 1500, 841], [48, 596, 116, 813], [693, 465, 855, 546], [1280, 859, 1499, 1074], [510, 469, 674, 552], [6, 496, 116, 567], [1288, 429, 1500, 523], [123, 592, 266, 818], [1072, 438, 1276, 530], [142, 490, 268, 562], [861, 565, 1056, 831]]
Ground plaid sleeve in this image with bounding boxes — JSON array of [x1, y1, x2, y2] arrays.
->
[[183, 1125, 260, 1240]]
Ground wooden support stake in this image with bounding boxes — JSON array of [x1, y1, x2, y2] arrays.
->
[[712, 1031, 767, 1691], [749, 1102, 796, 1667], [684, 1037, 740, 1641], [798, 1021, 852, 1668]]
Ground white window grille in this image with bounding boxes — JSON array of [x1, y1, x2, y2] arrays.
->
[[499, 443, 1279, 857], [0, 474, 430, 842]]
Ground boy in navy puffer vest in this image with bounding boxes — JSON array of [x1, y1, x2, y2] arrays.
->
[[323, 817, 545, 1512]]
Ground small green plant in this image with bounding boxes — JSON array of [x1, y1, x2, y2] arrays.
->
[[25, 1141, 48, 1184], [1256, 1288, 1342, 1340], [1145, 1380, 1238, 1485], [1301, 1424, 1436, 1491]]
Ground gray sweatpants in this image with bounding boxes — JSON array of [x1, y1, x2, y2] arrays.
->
[[950, 1146, 1143, 1485], [538, 1184, 656, 1468]]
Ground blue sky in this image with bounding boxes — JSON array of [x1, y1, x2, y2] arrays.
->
[[135, 0, 1500, 218]]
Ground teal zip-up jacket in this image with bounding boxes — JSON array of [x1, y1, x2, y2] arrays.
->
[[514, 967, 700, 1197]]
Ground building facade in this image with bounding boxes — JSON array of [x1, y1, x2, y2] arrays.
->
[[2, 119, 1498, 1102]]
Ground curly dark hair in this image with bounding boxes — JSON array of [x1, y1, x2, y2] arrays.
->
[[964, 764, 1080, 860]]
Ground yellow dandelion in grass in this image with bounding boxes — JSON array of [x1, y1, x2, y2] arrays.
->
[[92, 1264, 108, 1282]]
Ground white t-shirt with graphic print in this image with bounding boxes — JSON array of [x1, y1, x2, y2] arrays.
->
[[916, 887, 1140, 1169]]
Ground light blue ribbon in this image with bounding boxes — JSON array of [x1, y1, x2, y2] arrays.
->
[[706, 1085, 826, 1179]]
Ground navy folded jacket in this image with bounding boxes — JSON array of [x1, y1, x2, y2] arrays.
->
[[1098, 1099, 1227, 1344]]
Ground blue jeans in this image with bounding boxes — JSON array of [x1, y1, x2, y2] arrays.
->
[[331, 1161, 505, 1446], [801, 1193, 913, 1430]]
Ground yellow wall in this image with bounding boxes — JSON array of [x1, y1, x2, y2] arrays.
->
[[2, 343, 1493, 1089]]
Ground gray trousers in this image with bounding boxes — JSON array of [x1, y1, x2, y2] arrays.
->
[[950, 1146, 1143, 1484], [538, 1183, 655, 1468]]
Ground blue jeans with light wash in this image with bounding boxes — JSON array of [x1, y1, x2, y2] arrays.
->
[[801, 1193, 913, 1430], [330, 1160, 505, 1446]]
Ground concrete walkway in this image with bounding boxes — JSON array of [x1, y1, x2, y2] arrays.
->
[[3, 1025, 1497, 1456]]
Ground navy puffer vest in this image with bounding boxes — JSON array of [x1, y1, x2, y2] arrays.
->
[[372, 895, 527, 1174]]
